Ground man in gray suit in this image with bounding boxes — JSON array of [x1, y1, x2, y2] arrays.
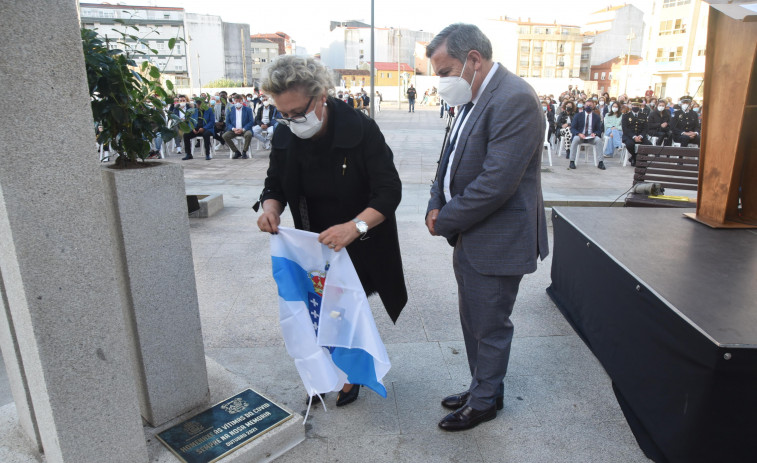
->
[[425, 23, 550, 431]]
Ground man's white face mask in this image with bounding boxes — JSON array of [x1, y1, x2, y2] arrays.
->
[[438, 57, 476, 107]]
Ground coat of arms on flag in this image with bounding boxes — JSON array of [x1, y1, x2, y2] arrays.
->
[[270, 227, 390, 400]]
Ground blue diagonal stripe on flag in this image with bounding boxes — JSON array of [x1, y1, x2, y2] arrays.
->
[[270, 227, 390, 398]]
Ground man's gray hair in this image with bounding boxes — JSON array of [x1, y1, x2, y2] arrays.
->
[[262, 55, 334, 97], [426, 23, 492, 62]]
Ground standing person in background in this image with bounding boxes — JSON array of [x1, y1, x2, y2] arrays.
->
[[425, 23, 549, 432], [406, 84, 417, 113]]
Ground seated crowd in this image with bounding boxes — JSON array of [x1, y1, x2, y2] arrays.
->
[[541, 87, 702, 169], [143, 89, 281, 160]]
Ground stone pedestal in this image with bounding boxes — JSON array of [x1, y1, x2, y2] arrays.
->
[[102, 163, 209, 426], [0, 1, 149, 461]]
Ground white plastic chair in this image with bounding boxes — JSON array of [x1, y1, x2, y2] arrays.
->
[[622, 146, 634, 167], [542, 122, 552, 166], [576, 143, 598, 166], [228, 136, 247, 159]]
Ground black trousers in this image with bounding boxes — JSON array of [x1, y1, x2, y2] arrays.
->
[[183, 130, 212, 155], [622, 135, 651, 162], [649, 130, 672, 146], [673, 133, 700, 147]]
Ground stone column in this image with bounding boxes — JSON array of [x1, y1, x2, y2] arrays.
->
[[0, 1, 148, 462]]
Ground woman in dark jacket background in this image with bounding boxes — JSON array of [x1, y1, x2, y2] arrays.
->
[[256, 55, 407, 407]]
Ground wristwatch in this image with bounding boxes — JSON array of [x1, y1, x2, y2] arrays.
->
[[352, 218, 368, 236]]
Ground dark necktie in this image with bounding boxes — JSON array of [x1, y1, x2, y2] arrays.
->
[[438, 102, 474, 198], [585, 113, 591, 135], [442, 102, 474, 164]]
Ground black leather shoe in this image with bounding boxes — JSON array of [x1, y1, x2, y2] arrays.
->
[[438, 405, 496, 431], [569, 161, 576, 169], [441, 391, 504, 411], [336, 385, 360, 407], [232, 152, 242, 159], [181, 155, 193, 160], [597, 161, 606, 170]]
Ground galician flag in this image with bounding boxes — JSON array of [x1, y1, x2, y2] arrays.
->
[[271, 227, 390, 398]]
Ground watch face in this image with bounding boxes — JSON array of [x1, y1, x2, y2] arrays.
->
[[356, 221, 368, 234]]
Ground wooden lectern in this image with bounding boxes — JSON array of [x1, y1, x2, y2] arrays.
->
[[688, 1, 757, 228]]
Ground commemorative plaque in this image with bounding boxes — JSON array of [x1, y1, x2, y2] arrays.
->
[[157, 389, 293, 463]]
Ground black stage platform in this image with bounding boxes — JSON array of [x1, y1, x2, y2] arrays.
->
[[547, 207, 757, 463]]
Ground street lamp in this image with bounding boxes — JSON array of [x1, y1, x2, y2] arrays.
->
[[396, 29, 402, 109], [624, 28, 635, 95]]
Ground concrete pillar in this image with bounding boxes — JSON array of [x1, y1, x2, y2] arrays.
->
[[0, 1, 149, 462]]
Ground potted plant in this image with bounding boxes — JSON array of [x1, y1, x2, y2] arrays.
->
[[81, 25, 209, 427]]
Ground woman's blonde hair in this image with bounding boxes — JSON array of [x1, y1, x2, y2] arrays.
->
[[262, 55, 334, 98]]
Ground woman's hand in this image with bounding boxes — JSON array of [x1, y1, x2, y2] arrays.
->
[[318, 222, 359, 252], [257, 210, 281, 234], [258, 199, 284, 234]]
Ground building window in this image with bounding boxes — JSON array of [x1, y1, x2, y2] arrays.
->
[[388, 73, 391, 78], [662, 0, 691, 7], [659, 19, 685, 35], [594, 72, 598, 79], [656, 46, 684, 62], [519, 26, 530, 34], [545, 69, 554, 78], [697, 49, 705, 56], [601, 72, 606, 80]]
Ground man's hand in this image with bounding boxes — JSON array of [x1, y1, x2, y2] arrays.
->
[[579, 133, 586, 140], [634, 135, 642, 142], [233, 128, 243, 135], [318, 222, 359, 252], [426, 209, 440, 236], [661, 122, 668, 128], [197, 128, 204, 134], [257, 210, 281, 234], [261, 124, 269, 130]]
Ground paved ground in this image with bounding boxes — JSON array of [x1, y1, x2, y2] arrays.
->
[[0, 106, 653, 462]]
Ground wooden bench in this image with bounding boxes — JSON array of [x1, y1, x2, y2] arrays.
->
[[624, 146, 699, 208]]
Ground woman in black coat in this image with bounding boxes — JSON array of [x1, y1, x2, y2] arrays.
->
[[256, 56, 407, 407]]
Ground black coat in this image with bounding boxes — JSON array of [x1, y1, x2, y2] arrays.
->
[[647, 109, 671, 135], [261, 97, 407, 322]]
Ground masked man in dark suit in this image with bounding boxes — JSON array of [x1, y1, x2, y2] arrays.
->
[[425, 23, 550, 432]]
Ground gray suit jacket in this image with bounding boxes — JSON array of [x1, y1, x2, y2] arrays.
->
[[428, 64, 549, 276]]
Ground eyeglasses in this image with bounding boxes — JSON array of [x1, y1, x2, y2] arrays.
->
[[275, 96, 314, 125]]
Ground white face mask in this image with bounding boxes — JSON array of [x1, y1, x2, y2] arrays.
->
[[289, 103, 324, 139], [179, 102, 186, 108], [611, 107, 618, 112], [263, 100, 270, 107], [682, 103, 689, 111], [438, 57, 476, 107], [658, 105, 665, 112], [235, 102, 243, 109]]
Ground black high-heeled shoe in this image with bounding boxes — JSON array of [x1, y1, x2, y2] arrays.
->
[[336, 385, 360, 407]]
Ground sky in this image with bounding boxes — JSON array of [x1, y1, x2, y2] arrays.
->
[[122, 0, 655, 54]]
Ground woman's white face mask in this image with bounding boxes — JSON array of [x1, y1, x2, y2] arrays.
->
[[289, 101, 325, 139]]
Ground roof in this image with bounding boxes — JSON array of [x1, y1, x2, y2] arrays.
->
[[373, 62, 414, 72], [334, 69, 371, 76], [590, 4, 628, 15], [79, 3, 183, 11], [330, 20, 371, 31], [250, 32, 291, 40]]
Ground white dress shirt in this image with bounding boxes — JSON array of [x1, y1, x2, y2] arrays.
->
[[235, 108, 243, 130], [444, 63, 499, 203]]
